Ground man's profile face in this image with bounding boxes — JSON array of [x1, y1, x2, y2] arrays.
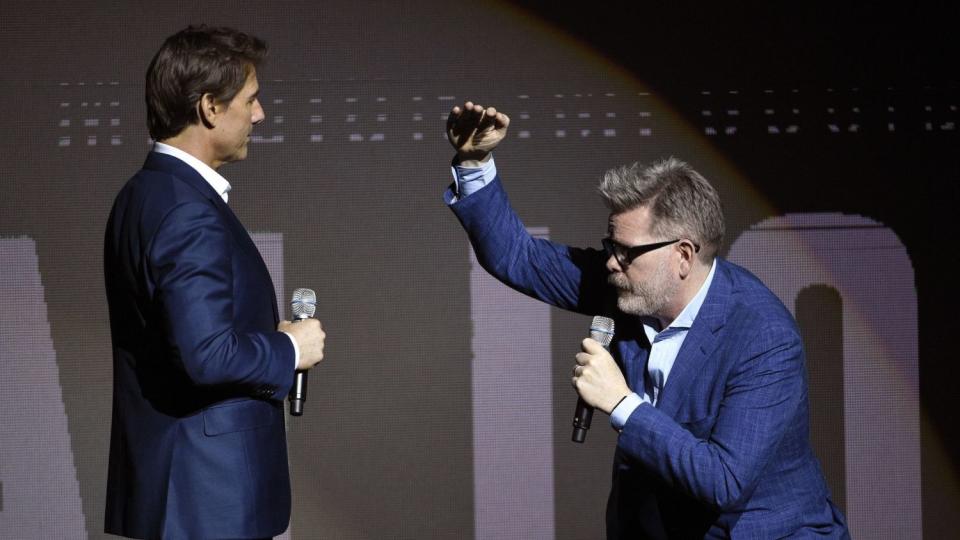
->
[[605, 206, 680, 319], [210, 68, 265, 165]]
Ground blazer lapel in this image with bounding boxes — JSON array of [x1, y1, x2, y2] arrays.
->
[[142, 152, 281, 323], [656, 261, 732, 418], [614, 313, 652, 392]]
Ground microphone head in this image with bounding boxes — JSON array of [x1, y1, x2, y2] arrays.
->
[[589, 316, 615, 348], [291, 287, 317, 319]]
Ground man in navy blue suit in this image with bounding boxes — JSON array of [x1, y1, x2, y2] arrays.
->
[[444, 102, 849, 538], [104, 27, 326, 539]]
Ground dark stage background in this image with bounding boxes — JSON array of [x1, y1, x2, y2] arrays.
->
[[0, 1, 957, 539]]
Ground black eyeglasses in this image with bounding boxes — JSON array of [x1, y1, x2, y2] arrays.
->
[[602, 237, 700, 267]]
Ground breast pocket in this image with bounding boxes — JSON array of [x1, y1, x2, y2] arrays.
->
[[203, 399, 278, 436]]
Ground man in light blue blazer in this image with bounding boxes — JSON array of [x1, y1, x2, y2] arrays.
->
[[444, 102, 849, 539], [104, 27, 326, 539]]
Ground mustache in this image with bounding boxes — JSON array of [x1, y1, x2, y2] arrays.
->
[[608, 273, 630, 289]]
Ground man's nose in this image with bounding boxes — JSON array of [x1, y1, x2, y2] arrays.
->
[[605, 253, 623, 274], [252, 99, 265, 125]]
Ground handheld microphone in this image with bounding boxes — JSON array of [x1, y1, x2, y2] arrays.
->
[[572, 315, 615, 443], [288, 287, 317, 417]]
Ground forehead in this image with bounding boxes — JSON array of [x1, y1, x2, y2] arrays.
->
[[608, 205, 654, 240]]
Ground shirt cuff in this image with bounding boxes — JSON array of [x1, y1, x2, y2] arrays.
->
[[448, 155, 498, 202], [281, 331, 300, 371], [610, 392, 647, 431]]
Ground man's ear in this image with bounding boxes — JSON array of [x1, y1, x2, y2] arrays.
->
[[677, 241, 696, 279], [197, 93, 218, 129]]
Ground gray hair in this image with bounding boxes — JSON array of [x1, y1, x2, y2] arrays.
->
[[598, 157, 725, 260]]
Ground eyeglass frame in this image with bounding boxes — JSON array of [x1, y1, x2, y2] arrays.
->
[[601, 237, 701, 267]]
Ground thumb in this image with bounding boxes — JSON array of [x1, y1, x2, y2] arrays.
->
[[581, 337, 605, 354]]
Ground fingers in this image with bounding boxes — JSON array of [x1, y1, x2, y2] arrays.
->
[[448, 100, 509, 158], [581, 337, 605, 354], [494, 110, 510, 129], [466, 102, 486, 129], [476, 106, 511, 132], [450, 101, 504, 129], [573, 340, 605, 385], [284, 318, 326, 370], [575, 351, 590, 366], [572, 353, 590, 390], [477, 107, 493, 131], [448, 101, 484, 149], [446, 107, 460, 132]]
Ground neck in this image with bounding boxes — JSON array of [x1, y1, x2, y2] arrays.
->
[[161, 128, 221, 169], [655, 259, 712, 328]]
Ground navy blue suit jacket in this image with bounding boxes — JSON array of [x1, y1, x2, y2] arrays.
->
[[104, 152, 295, 539], [450, 178, 849, 539]]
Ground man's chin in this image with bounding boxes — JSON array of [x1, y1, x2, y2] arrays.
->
[[616, 295, 641, 316], [617, 294, 657, 318]]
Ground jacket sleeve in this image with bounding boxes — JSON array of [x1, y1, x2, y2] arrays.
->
[[616, 322, 805, 511], [147, 201, 295, 397], [449, 177, 610, 316]]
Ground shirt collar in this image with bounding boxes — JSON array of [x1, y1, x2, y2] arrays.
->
[[671, 258, 718, 330], [153, 142, 232, 203]]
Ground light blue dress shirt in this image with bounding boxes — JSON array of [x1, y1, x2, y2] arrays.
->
[[611, 259, 717, 428], [449, 155, 717, 430]]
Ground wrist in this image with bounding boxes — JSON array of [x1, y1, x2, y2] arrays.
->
[[605, 390, 631, 415], [455, 151, 491, 167]]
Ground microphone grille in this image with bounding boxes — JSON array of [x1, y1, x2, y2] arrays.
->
[[291, 287, 317, 319], [589, 316, 615, 348]]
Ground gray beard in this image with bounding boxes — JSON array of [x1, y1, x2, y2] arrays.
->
[[608, 262, 678, 318]]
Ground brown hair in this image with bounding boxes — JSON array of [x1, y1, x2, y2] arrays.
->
[[145, 25, 266, 141]]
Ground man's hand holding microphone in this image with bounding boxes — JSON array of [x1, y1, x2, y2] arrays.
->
[[277, 318, 325, 370], [278, 288, 326, 416]]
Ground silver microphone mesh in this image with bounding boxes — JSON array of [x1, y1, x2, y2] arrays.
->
[[291, 287, 317, 319], [589, 316, 615, 348]]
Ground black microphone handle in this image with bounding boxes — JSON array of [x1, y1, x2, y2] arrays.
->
[[288, 316, 309, 416], [289, 371, 308, 416], [572, 397, 594, 443]]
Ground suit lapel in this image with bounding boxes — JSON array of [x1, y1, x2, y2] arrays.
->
[[217, 202, 281, 323], [614, 314, 652, 391], [656, 261, 732, 418], [143, 152, 281, 323]]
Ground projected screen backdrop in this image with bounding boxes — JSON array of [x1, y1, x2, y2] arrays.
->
[[1, 1, 957, 539]]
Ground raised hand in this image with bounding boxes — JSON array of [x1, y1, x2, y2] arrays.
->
[[446, 101, 510, 163]]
